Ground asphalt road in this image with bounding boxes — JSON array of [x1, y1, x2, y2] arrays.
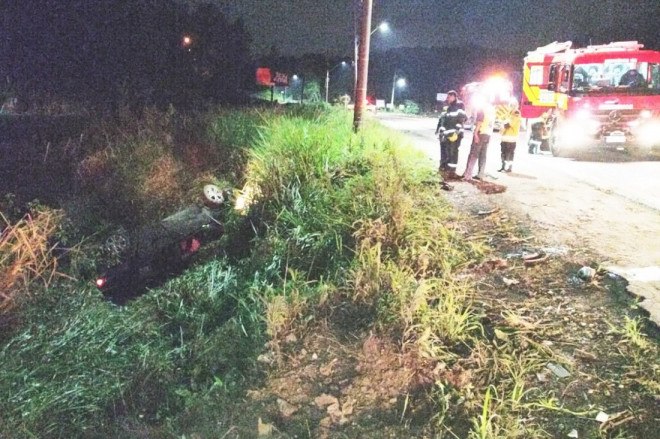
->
[[377, 112, 660, 325]]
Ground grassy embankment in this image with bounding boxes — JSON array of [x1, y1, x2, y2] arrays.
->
[[0, 106, 657, 438]]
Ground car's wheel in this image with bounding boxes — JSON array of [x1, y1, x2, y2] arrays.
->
[[203, 184, 224, 207], [104, 228, 130, 258]]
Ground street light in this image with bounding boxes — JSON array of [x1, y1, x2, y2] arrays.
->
[[371, 21, 389, 36], [325, 61, 348, 103], [390, 73, 406, 109], [354, 20, 389, 99]]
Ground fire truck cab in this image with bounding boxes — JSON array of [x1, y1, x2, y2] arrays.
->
[[521, 41, 660, 156]]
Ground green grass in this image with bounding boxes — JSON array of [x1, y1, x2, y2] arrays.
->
[[0, 288, 175, 437], [0, 105, 487, 437], [0, 107, 438, 437]]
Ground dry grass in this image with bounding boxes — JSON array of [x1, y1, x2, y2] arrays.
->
[[141, 154, 187, 210], [0, 208, 66, 312]]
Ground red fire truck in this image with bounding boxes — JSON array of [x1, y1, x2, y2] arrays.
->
[[521, 41, 660, 156]]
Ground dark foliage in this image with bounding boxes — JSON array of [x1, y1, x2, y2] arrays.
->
[[257, 45, 521, 108], [0, 0, 252, 111]]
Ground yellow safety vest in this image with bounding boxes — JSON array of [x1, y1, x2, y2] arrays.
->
[[501, 113, 521, 143], [478, 106, 496, 135]]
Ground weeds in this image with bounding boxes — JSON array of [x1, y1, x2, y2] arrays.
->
[[0, 207, 67, 312], [0, 290, 175, 437], [621, 316, 651, 351], [3, 104, 658, 438]]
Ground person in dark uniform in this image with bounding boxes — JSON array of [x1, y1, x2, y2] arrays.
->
[[435, 91, 467, 177], [619, 69, 646, 87]]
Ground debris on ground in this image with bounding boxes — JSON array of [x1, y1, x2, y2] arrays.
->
[[523, 251, 548, 265], [540, 246, 569, 256], [577, 266, 597, 281], [257, 417, 274, 436], [481, 257, 508, 271], [314, 394, 339, 408], [476, 207, 500, 216], [211, 179, 660, 438], [546, 362, 571, 378], [595, 411, 609, 423], [502, 276, 519, 286], [277, 398, 298, 418], [467, 179, 507, 194]]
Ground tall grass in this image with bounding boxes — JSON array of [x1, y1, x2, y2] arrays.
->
[[0, 105, 485, 437], [0, 208, 66, 312], [0, 290, 175, 437]]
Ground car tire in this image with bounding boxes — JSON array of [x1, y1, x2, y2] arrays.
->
[[203, 184, 224, 207]]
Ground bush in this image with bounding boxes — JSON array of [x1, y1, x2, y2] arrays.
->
[[403, 99, 420, 114]]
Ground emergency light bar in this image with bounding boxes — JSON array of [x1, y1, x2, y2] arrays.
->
[[585, 41, 644, 51], [528, 41, 573, 55]]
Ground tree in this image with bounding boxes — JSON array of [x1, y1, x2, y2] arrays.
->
[[303, 79, 322, 103], [0, 0, 253, 111]]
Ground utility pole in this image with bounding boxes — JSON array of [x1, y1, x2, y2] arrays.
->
[[390, 72, 397, 109], [353, 0, 360, 102], [325, 68, 330, 103], [353, 0, 372, 132]]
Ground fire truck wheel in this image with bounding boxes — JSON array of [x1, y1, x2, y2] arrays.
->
[[550, 138, 567, 157]]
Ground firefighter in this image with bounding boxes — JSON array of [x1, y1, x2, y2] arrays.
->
[[528, 109, 553, 154], [463, 102, 495, 181], [499, 106, 522, 172], [435, 91, 467, 177]]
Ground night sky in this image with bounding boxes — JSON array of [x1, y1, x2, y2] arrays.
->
[[216, 0, 660, 56]]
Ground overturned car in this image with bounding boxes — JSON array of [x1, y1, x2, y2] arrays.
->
[[95, 184, 231, 302]]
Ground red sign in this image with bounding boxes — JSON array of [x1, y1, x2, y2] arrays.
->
[[273, 72, 288, 86], [256, 67, 273, 86]]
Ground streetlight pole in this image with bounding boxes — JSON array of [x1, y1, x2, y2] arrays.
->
[[325, 61, 347, 103], [353, 11, 388, 103], [390, 73, 406, 109], [326, 69, 330, 103], [353, 0, 360, 101], [353, 0, 373, 132], [292, 74, 304, 104]]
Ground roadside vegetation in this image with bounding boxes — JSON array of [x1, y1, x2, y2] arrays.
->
[[0, 106, 657, 438]]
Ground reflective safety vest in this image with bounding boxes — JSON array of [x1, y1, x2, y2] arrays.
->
[[501, 112, 522, 143], [477, 106, 496, 135]]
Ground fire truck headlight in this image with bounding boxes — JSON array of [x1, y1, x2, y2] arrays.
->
[[557, 121, 592, 147], [568, 109, 600, 134], [636, 121, 660, 147], [640, 110, 652, 119], [586, 119, 601, 134], [576, 108, 591, 119]]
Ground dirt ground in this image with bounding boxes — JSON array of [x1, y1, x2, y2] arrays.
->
[[201, 179, 658, 439], [377, 113, 660, 325], [192, 115, 660, 438]]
